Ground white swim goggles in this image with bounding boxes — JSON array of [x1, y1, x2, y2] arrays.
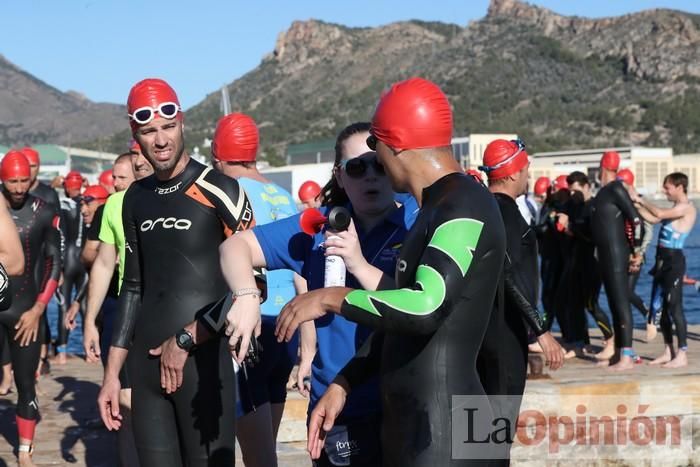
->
[[128, 102, 181, 125]]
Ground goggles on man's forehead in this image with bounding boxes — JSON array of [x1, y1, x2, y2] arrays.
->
[[128, 102, 181, 125]]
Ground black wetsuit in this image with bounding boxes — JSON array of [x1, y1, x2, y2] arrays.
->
[[29, 181, 59, 345], [590, 181, 643, 350], [337, 173, 506, 466], [110, 158, 254, 466], [569, 198, 613, 342], [57, 197, 88, 350], [30, 181, 60, 209], [477, 192, 546, 462], [0, 194, 61, 423]]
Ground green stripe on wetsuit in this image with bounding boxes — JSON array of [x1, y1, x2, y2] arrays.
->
[[345, 218, 483, 316]]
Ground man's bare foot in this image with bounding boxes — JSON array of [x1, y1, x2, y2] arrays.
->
[[649, 346, 673, 365], [595, 359, 610, 367], [528, 342, 543, 353], [595, 341, 615, 361], [608, 355, 635, 371], [18, 450, 36, 467], [662, 350, 688, 368], [51, 353, 67, 365], [645, 323, 658, 342]]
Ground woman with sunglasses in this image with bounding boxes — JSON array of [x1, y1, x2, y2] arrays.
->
[[220, 122, 414, 466]]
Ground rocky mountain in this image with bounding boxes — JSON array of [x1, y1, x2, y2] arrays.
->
[[0, 54, 127, 147], [89, 0, 700, 159]]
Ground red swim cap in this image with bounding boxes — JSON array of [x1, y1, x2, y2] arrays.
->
[[553, 174, 569, 191], [0, 150, 30, 181], [617, 168, 634, 186], [21, 147, 40, 166], [99, 169, 114, 187], [127, 78, 182, 130], [371, 77, 452, 151], [129, 140, 141, 153], [63, 170, 84, 190], [534, 176, 551, 196], [479, 139, 529, 180], [298, 180, 321, 203], [82, 185, 109, 204], [465, 169, 484, 184], [212, 113, 259, 162], [600, 151, 620, 171]]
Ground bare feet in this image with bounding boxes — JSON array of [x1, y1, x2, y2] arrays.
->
[[18, 450, 36, 467], [594, 341, 615, 361], [649, 346, 673, 365], [528, 342, 543, 353], [645, 323, 657, 342], [51, 352, 67, 365], [607, 355, 635, 371], [662, 350, 688, 368]]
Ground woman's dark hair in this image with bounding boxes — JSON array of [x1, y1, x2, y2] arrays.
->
[[320, 122, 371, 207]]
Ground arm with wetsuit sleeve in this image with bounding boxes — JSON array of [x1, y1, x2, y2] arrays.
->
[[503, 253, 545, 335], [110, 189, 141, 350], [341, 211, 486, 334], [36, 211, 61, 306], [611, 182, 644, 253]]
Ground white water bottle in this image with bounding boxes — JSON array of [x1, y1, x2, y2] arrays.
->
[[324, 236, 347, 287]]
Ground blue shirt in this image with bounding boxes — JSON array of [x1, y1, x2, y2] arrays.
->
[[254, 204, 414, 420], [238, 178, 298, 316]]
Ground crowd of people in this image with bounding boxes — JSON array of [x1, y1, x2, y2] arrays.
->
[[0, 76, 695, 466]]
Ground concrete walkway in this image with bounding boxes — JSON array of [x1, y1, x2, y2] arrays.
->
[[1, 324, 699, 466]]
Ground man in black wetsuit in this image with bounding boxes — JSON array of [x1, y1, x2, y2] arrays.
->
[[271, 78, 507, 466], [590, 151, 644, 371], [566, 171, 615, 358], [476, 138, 564, 461], [54, 170, 88, 364], [0, 150, 61, 465], [97, 78, 254, 467], [21, 146, 59, 374]]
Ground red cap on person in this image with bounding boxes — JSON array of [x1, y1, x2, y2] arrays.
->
[[129, 140, 141, 153], [81, 185, 109, 204], [63, 170, 84, 190], [617, 168, 634, 186], [20, 147, 40, 166], [479, 139, 529, 180], [127, 78, 181, 130], [298, 181, 321, 203], [99, 169, 114, 188], [465, 169, 484, 184], [0, 150, 31, 181], [212, 113, 259, 162], [600, 151, 620, 171], [371, 77, 452, 151], [553, 174, 569, 191], [534, 176, 551, 196]]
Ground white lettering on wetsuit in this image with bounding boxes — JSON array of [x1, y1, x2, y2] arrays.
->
[[140, 217, 192, 232], [155, 182, 183, 195]]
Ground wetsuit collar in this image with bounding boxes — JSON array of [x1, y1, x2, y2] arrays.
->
[[420, 172, 464, 206]]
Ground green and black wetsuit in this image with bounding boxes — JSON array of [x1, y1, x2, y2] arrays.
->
[[338, 172, 506, 466]]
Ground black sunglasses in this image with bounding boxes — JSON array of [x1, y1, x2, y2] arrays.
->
[[340, 155, 385, 179], [366, 134, 378, 151]]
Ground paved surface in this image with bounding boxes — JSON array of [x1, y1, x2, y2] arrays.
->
[[1, 325, 699, 466]]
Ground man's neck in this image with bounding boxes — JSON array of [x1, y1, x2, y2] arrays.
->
[[405, 155, 462, 206], [30, 179, 39, 191], [156, 153, 190, 182], [489, 184, 519, 200], [231, 167, 267, 184]]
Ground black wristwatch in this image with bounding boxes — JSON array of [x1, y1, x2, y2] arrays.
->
[[175, 329, 195, 352]]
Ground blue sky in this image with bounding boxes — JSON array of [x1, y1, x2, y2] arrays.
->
[[2, 0, 698, 109]]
